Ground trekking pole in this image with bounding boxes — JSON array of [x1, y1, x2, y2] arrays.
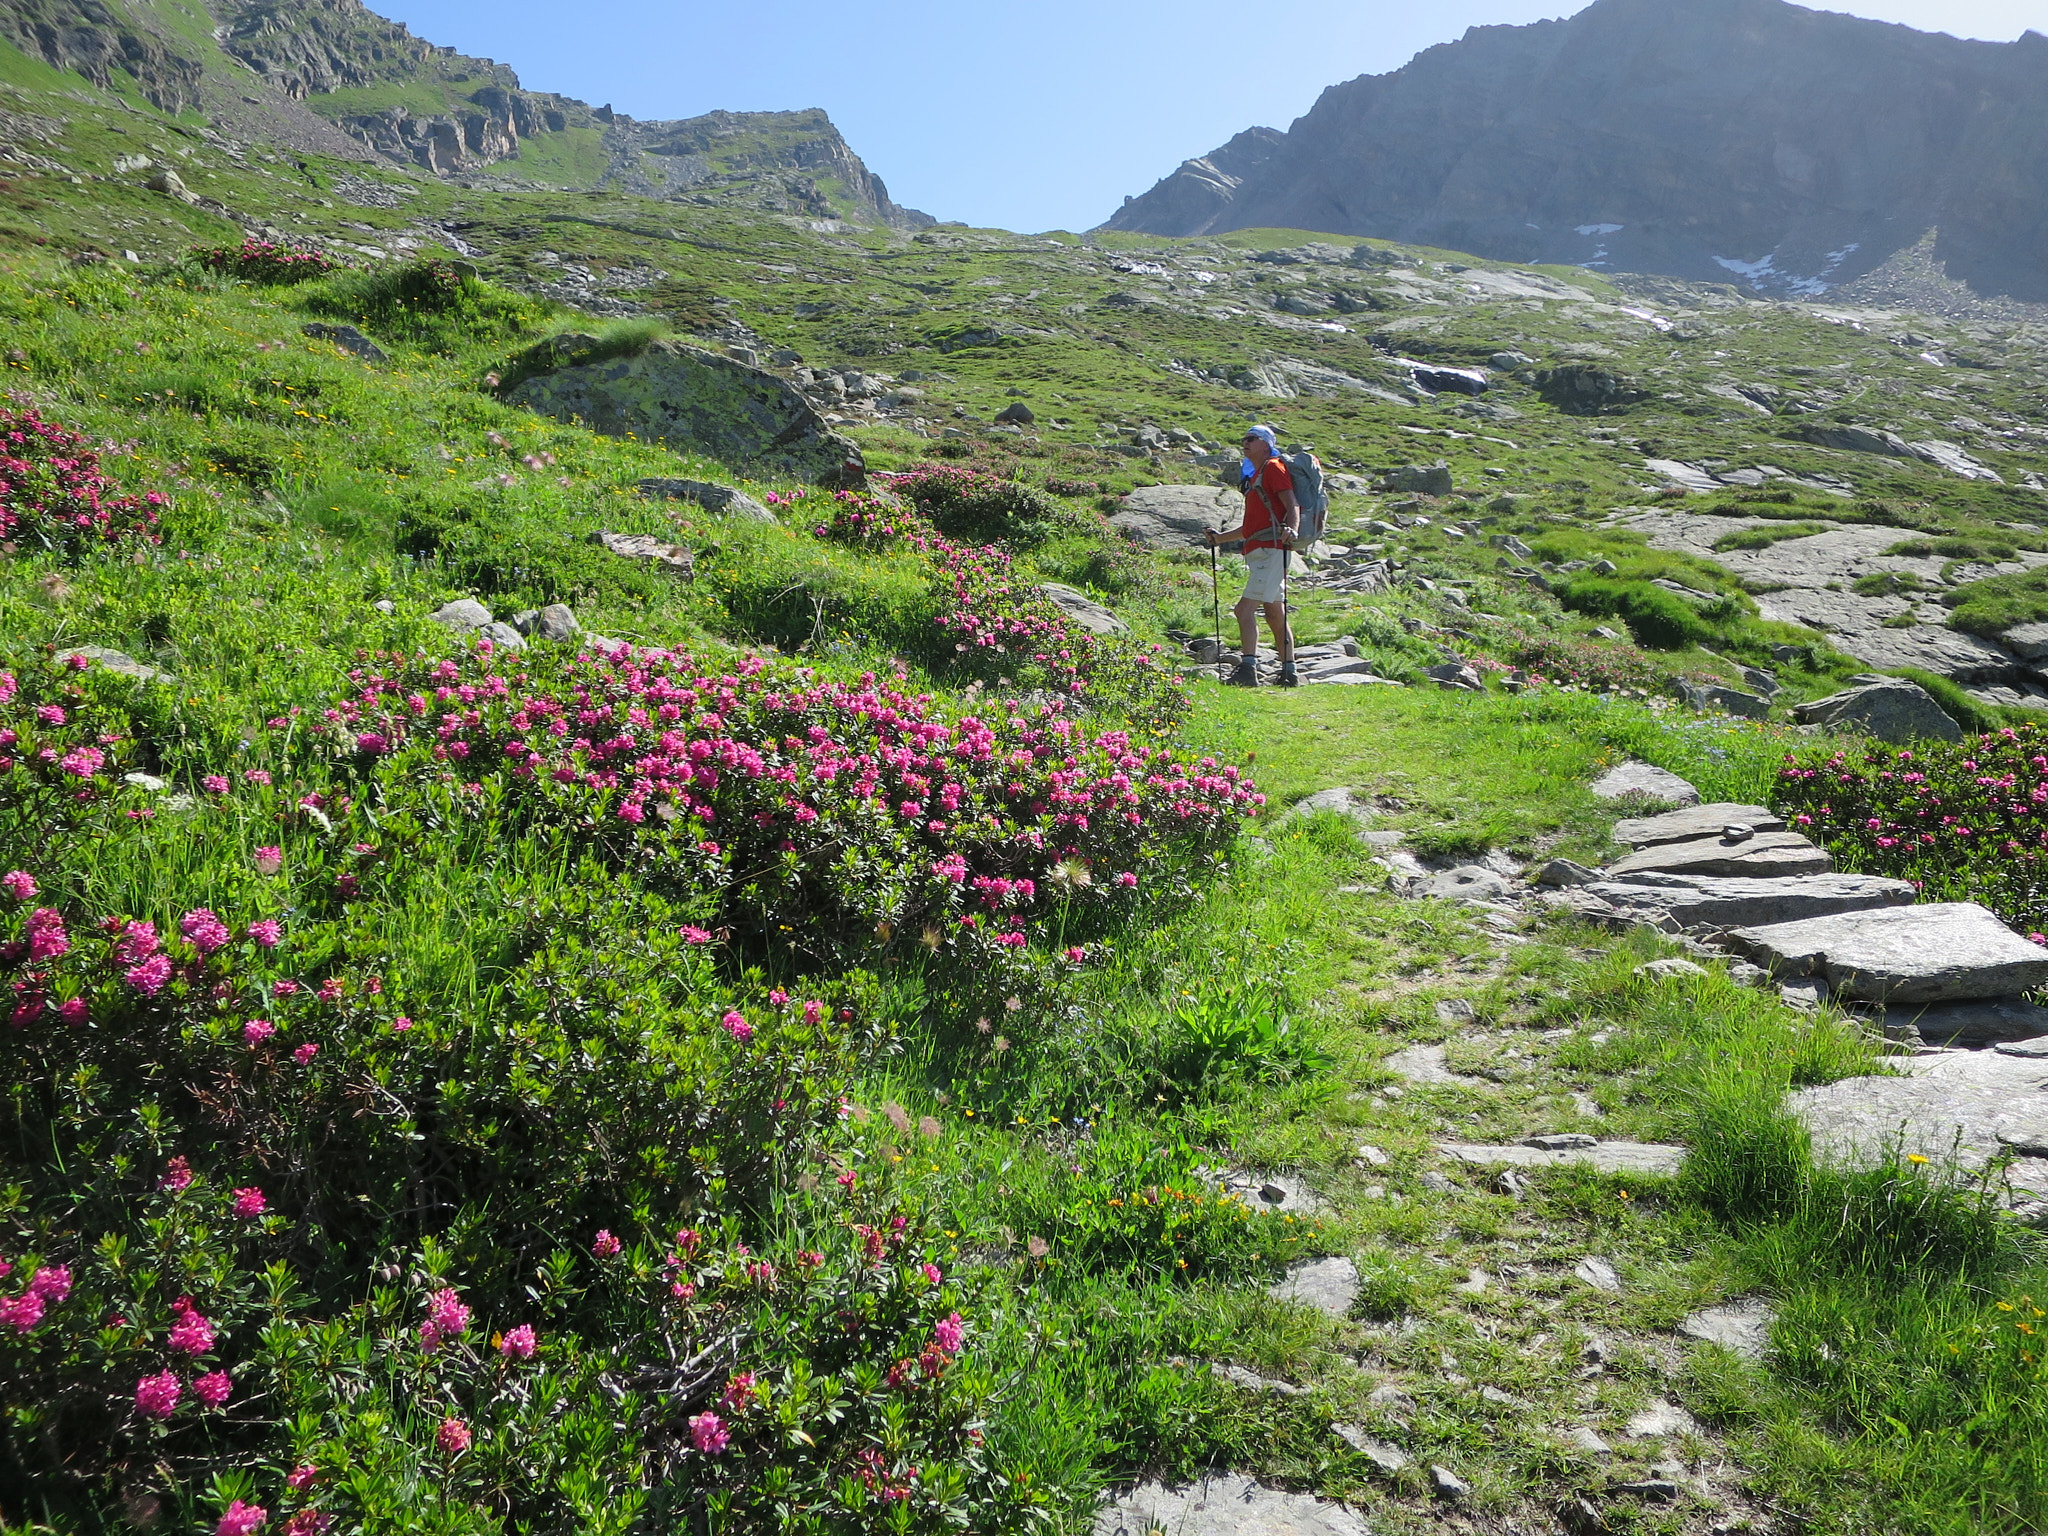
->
[[1209, 530, 1223, 679]]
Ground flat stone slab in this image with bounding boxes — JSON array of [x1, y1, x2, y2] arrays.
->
[[1591, 762, 1699, 805], [1624, 1400, 1699, 1439], [1037, 582, 1128, 635], [1725, 902, 2048, 1004], [1386, 1044, 1486, 1085], [1885, 997, 2048, 1047], [53, 646, 173, 683], [1416, 866, 1510, 902], [1678, 1298, 1774, 1360], [1612, 803, 1784, 847], [1269, 1256, 1360, 1318], [1095, 1474, 1370, 1536], [1275, 787, 1375, 830], [1580, 872, 1915, 931], [1439, 1141, 1687, 1176], [1604, 831, 1832, 881], [1790, 1050, 2048, 1198], [1109, 483, 1241, 550]]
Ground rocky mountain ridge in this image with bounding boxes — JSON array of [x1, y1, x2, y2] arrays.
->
[[1104, 0, 2048, 306], [0, 0, 933, 226]]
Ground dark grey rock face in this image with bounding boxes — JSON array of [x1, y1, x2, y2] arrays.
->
[[1102, 0, 2048, 303], [1792, 679, 1964, 744]]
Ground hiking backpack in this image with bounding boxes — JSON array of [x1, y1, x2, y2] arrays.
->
[[1283, 450, 1329, 544]]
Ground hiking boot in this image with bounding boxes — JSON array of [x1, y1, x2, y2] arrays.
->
[[1223, 658, 1259, 687], [1278, 663, 1300, 688]]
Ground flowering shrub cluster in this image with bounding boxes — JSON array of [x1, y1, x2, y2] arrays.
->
[[1484, 620, 1664, 693], [0, 408, 165, 555], [305, 642, 1256, 976], [883, 463, 1063, 546], [819, 492, 1185, 722], [193, 239, 344, 285], [1774, 724, 2048, 934]]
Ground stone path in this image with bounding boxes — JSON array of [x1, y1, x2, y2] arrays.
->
[[1094, 1473, 1371, 1536]]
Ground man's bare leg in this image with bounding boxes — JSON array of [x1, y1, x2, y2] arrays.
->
[[1234, 597, 1259, 662], [1262, 599, 1293, 663]]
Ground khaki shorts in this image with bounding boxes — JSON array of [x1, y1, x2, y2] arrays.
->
[[1240, 547, 1286, 605]]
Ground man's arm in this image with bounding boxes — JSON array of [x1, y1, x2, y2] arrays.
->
[[1276, 485, 1301, 543], [1206, 517, 1254, 545]]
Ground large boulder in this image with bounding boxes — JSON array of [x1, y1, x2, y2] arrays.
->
[[1590, 762, 1699, 805], [506, 335, 863, 485], [1110, 483, 1240, 549], [637, 477, 775, 522], [1726, 902, 2048, 1005], [1603, 829, 1832, 881], [1791, 679, 1962, 743], [1036, 582, 1126, 635], [1374, 462, 1453, 495], [1681, 681, 1770, 719]]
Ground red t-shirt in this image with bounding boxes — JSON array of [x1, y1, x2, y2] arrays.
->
[[1243, 457, 1294, 550]]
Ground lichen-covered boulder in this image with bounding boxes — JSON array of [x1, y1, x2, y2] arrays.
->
[[505, 335, 864, 485]]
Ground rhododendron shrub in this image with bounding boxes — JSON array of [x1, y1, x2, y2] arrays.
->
[[305, 644, 1257, 977], [884, 462, 1063, 546], [1774, 724, 2048, 933], [0, 409, 165, 556], [192, 240, 344, 285]]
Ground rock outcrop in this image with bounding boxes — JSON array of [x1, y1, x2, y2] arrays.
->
[[506, 336, 863, 486], [1102, 0, 2048, 303]]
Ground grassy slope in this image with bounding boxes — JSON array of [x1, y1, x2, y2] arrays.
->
[[3, 31, 2048, 1533]]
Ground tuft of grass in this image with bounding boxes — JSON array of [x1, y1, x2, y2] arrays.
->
[[1712, 521, 1834, 552], [1943, 564, 2048, 639]]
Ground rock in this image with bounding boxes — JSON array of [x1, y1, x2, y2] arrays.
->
[[1376, 462, 1454, 496], [1612, 1478, 1682, 1501], [1536, 364, 1644, 414], [1093, 1473, 1371, 1536], [594, 530, 695, 573], [1436, 998, 1478, 1025], [1430, 1465, 1471, 1502], [1678, 1297, 1774, 1359], [2001, 622, 2048, 662], [1036, 582, 1128, 635], [1574, 1256, 1622, 1292], [1613, 803, 1784, 847], [1417, 866, 1509, 901], [1742, 666, 1782, 699], [1538, 858, 1601, 887], [1803, 423, 1919, 458], [1110, 483, 1241, 548], [1356, 1143, 1390, 1167], [1425, 663, 1484, 691], [1792, 679, 1962, 744], [1624, 1400, 1698, 1439], [476, 621, 526, 651], [427, 598, 493, 632], [1635, 957, 1706, 981], [1581, 872, 1917, 931], [1277, 787, 1376, 830], [373, 599, 396, 614], [1491, 1168, 1528, 1197], [1995, 1036, 2048, 1059], [1680, 682, 1770, 720], [1566, 1427, 1612, 1456], [1590, 763, 1700, 805], [1212, 1363, 1306, 1398], [122, 772, 166, 792], [1792, 1050, 2048, 1195], [1489, 534, 1534, 557], [635, 477, 775, 522], [301, 323, 389, 363], [1387, 1044, 1477, 1085], [1725, 902, 2048, 1004], [1604, 830, 1832, 881], [1526, 1133, 1600, 1151], [512, 604, 579, 642], [144, 167, 192, 199], [1437, 1141, 1688, 1176], [52, 646, 172, 683], [1269, 1256, 1360, 1318], [993, 401, 1036, 425], [1367, 1383, 1417, 1414], [1333, 1425, 1411, 1474], [1891, 997, 2048, 1047], [506, 335, 863, 485]]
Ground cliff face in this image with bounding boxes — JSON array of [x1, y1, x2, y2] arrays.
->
[[1103, 0, 2048, 302]]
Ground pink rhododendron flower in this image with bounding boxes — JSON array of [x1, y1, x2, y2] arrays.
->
[[720, 1010, 753, 1042], [591, 1230, 621, 1258], [933, 1311, 965, 1354], [688, 1411, 729, 1454], [180, 909, 231, 955], [244, 769, 272, 786], [126, 954, 172, 995], [285, 1464, 318, 1492], [418, 1287, 470, 1351], [436, 1417, 472, 1455], [0, 870, 34, 900], [28, 1264, 71, 1302], [803, 999, 823, 1025], [499, 1323, 537, 1360], [392, 1015, 413, 1033], [0, 1293, 44, 1333], [282, 1513, 328, 1536], [922, 1263, 942, 1286], [135, 1370, 181, 1418], [253, 847, 284, 876], [215, 1500, 266, 1536], [193, 1370, 232, 1407], [679, 925, 712, 944], [293, 1043, 318, 1065], [232, 1188, 266, 1219], [56, 997, 87, 1025], [243, 1019, 276, 1046], [202, 775, 230, 794], [248, 919, 282, 948], [161, 1156, 193, 1190], [168, 1307, 216, 1355], [718, 1372, 759, 1413]]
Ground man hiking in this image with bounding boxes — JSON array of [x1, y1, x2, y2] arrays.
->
[[1206, 424, 1299, 687]]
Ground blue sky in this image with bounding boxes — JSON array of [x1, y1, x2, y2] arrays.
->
[[381, 0, 2048, 232]]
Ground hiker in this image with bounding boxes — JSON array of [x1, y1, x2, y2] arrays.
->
[[1206, 424, 1299, 687]]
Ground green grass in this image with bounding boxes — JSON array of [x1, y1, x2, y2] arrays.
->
[[1712, 521, 1834, 552], [1944, 565, 2048, 639]]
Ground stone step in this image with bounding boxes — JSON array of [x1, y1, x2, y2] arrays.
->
[[1603, 829, 1832, 881], [1884, 997, 2048, 1047], [1612, 802, 1785, 848], [1591, 762, 1700, 805], [1724, 901, 2048, 1005], [1438, 1140, 1686, 1176], [1095, 1473, 1371, 1536], [1573, 871, 1915, 931]]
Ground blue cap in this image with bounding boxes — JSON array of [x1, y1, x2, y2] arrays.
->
[[1243, 424, 1278, 448]]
